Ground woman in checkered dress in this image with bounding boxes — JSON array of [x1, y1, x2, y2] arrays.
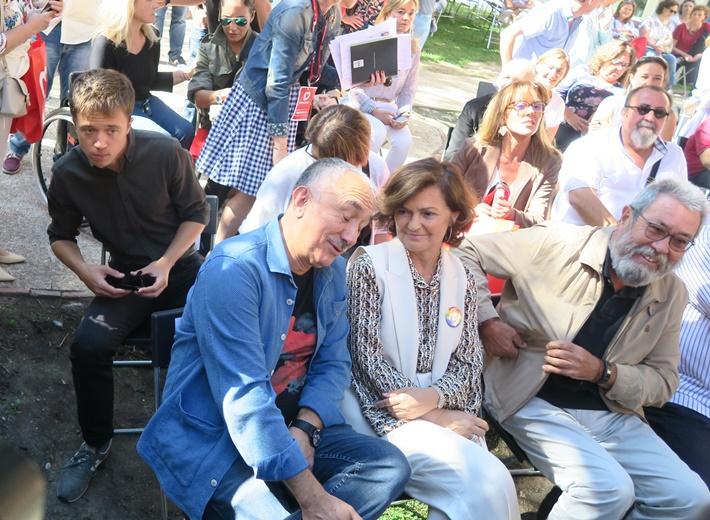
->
[[197, 0, 355, 242]]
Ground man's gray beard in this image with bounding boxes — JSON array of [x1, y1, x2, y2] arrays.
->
[[609, 227, 675, 287], [629, 125, 657, 149]]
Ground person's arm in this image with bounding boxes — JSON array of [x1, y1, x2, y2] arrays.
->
[[254, 0, 272, 31], [89, 35, 114, 70], [394, 49, 420, 113], [0, 3, 58, 55], [509, 153, 561, 227], [588, 95, 616, 132], [188, 41, 228, 107], [51, 240, 131, 298], [444, 96, 487, 160], [499, 22, 523, 63], [567, 187, 617, 226]]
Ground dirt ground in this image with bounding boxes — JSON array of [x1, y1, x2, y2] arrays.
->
[[0, 295, 551, 520]]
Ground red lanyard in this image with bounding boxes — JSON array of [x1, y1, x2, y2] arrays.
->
[[308, 0, 329, 85]]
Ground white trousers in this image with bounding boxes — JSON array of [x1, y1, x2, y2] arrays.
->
[[364, 105, 412, 172], [385, 419, 520, 520], [502, 397, 710, 520], [1, 115, 12, 159]]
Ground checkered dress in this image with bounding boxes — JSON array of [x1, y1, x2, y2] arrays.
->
[[195, 82, 300, 195]]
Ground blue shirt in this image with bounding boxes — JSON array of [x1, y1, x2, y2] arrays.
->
[[513, 0, 581, 61], [137, 218, 351, 519]]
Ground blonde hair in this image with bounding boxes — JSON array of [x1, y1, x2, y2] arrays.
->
[[100, 0, 159, 47], [536, 48, 570, 83], [588, 40, 636, 84], [476, 81, 560, 172], [375, 0, 420, 52]]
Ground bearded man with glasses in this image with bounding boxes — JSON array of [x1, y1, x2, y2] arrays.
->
[[456, 179, 710, 519], [552, 85, 688, 226]]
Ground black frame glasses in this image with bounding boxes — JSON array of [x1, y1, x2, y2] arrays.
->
[[624, 104, 670, 119], [634, 212, 695, 252], [219, 16, 249, 27]]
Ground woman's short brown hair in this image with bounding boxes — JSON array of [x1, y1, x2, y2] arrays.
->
[[588, 40, 636, 85], [691, 5, 708, 17], [377, 158, 476, 247], [305, 105, 371, 167]]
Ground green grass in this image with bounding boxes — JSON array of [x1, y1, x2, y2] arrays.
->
[[422, 10, 500, 67], [380, 499, 429, 519]]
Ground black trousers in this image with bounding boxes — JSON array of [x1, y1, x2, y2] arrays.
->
[[69, 253, 202, 447]]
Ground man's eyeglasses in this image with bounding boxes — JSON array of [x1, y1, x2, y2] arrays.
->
[[508, 101, 546, 113], [220, 16, 249, 27], [624, 104, 670, 119], [635, 212, 695, 252]]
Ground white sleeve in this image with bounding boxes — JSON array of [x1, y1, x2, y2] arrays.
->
[[559, 138, 603, 193]]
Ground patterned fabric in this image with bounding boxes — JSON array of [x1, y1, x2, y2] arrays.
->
[[1, 0, 34, 55], [195, 81, 299, 195], [347, 249, 484, 436], [565, 84, 614, 121], [342, 0, 384, 33]]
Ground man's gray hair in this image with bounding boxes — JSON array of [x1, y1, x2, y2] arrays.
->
[[630, 179, 709, 233], [293, 157, 374, 199]]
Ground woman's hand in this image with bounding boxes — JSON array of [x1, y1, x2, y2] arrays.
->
[[272, 136, 288, 165], [172, 69, 192, 85], [436, 410, 489, 440], [374, 387, 439, 421], [29, 1, 62, 32], [490, 197, 512, 219], [342, 14, 365, 30], [474, 202, 493, 222], [365, 70, 387, 87], [564, 107, 589, 134], [313, 93, 339, 111], [372, 108, 394, 127]]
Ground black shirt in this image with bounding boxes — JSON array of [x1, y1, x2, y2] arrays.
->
[[537, 252, 646, 410], [47, 130, 209, 267], [90, 31, 174, 102], [272, 269, 317, 425]]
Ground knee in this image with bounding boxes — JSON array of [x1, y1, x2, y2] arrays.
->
[[390, 128, 412, 149], [662, 470, 710, 516], [70, 316, 120, 364], [575, 469, 635, 516], [369, 121, 387, 149], [465, 451, 517, 507]]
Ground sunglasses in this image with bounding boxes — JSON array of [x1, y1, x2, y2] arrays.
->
[[625, 104, 670, 119], [220, 16, 249, 27], [508, 101, 546, 113], [669, 9, 678, 13]]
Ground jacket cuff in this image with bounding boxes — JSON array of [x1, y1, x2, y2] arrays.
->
[[254, 437, 309, 481], [267, 122, 289, 137], [299, 390, 345, 428]]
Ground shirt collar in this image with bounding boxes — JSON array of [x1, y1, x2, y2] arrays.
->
[[265, 217, 295, 277], [614, 126, 668, 161]]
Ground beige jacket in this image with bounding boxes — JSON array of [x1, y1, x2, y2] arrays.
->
[[456, 223, 687, 422], [450, 140, 561, 228]]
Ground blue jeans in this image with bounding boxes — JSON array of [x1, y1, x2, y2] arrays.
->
[[189, 26, 208, 63], [154, 6, 187, 61], [133, 96, 195, 149], [8, 22, 91, 156], [202, 424, 410, 520], [413, 13, 433, 50]]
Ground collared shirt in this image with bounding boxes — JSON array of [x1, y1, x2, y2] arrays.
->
[[137, 218, 351, 519], [512, 0, 582, 61], [537, 252, 645, 410], [671, 225, 710, 419], [551, 126, 688, 225], [47, 130, 209, 265]]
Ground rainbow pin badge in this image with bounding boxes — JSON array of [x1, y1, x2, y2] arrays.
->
[[445, 306, 463, 328]]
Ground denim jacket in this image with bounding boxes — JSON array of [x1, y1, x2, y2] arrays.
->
[[238, 0, 340, 137], [137, 218, 351, 519]]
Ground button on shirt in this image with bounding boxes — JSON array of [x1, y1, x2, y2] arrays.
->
[[551, 126, 688, 225], [512, 0, 581, 61]]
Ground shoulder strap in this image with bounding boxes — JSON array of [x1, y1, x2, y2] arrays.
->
[[646, 157, 662, 185]]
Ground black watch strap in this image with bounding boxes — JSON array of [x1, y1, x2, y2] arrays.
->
[[290, 419, 321, 447], [595, 360, 613, 386]]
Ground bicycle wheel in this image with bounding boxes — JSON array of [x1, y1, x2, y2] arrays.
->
[[32, 107, 78, 203]]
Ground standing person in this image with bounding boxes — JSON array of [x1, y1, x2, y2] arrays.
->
[[566, 0, 616, 69], [456, 179, 710, 519], [499, 0, 598, 64], [343, 159, 520, 520], [645, 221, 710, 488], [91, 0, 195, 149], [640, 0, 679, 87], [153, 3, 188, 66], [3, 0, 95, 176], [49, 69, 209, 503], [590, 56, 677, 140], [552, 85, 687, 226], [0, 0, 62, 282], [137, 158, 411, 520], [346, 0, 420, 172], [198, 0, 355, 243], [451, 81, 562, 228]]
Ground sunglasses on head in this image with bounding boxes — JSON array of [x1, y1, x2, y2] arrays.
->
[[625, 104, 670, 119], [220, 16, 249, 27]]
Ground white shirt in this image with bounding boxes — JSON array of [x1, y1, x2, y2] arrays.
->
[[240, 146, 390, 234], [545, 91, 565, 128], [551, 126, 688, 225], [60, 0, 103, 44]]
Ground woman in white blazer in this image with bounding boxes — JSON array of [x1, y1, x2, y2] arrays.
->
[[343, 158, 519, 520]]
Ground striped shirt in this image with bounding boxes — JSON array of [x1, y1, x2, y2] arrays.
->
[[671, 224, 710, 419]]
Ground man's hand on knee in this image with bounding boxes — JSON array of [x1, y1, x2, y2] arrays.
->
[[134, 258, 171, 298]]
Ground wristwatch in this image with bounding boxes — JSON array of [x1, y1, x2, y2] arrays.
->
[[214, 94, 224, 105], [290, 419, 322, 448], [595, 360, 613, 386]]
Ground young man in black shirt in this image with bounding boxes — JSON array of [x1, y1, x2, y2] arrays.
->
[[47, 69, 209, 503]]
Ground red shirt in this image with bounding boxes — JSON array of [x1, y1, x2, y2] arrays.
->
[[673, 22, 710, 54], [683, 116, 710, 176]]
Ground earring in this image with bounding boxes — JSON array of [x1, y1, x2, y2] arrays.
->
[[499, 125, 508, 137]]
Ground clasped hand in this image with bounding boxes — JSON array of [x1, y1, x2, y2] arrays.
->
[[374, 386, 438, 421]]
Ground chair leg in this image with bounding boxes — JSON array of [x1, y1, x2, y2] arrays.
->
[[160, 488, 169, 520], [153, 367, 162, 411]]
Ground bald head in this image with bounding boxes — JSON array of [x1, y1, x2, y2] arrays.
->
[[495, 59, 536, 89]]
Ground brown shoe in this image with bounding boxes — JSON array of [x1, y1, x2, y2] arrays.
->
[[0, 266, 15, 282], [0, 251, 25, 264]]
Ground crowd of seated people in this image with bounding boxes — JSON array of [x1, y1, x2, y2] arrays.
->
[[3, 0, 710, 519]]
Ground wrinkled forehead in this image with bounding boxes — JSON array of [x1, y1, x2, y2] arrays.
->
[[628, 89, 670, 110]]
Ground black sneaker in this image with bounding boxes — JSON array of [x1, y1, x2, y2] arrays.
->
[[56, 439, 112, 503], [170, 56, 187, 67]]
